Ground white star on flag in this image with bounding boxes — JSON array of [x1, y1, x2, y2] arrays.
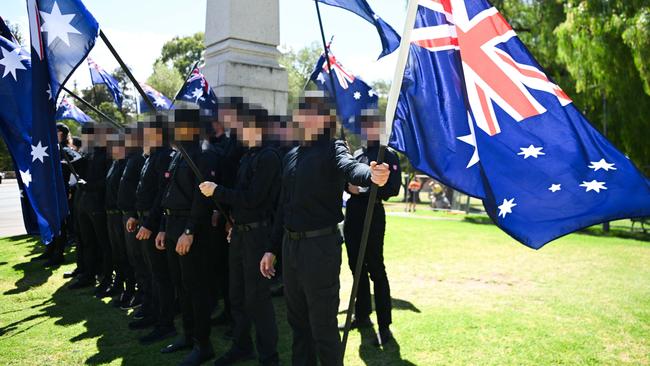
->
[[353, 91, 361, 100], [588, 159, 617, 172], [154, 96, 168, 108], [548, 184, 562, 193], [498, 198, 517, 218], [0, 46, 28, 81], [20, 170, 32, 187], [518, 145, 546, 159], [368, 90, 377, 97], [31, 141, 49, 163], [191, 88, 204, 102], [316, 73, 326, 84], [46, 85, 53, 100], [62, 109, 71, 117], [580, 180, 607, 193], [456, 112, 480, 168], [40, 1, 82, 47]]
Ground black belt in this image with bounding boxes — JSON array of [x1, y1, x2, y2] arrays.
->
[[285, 226, 338, 241], [164, 209, 191, 217], [234, 220, 269, 232], [106, 209, 120, 215]]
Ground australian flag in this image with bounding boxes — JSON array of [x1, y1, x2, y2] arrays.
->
[[175, 65, 217, 114], [139, 83, 172, 112], [317, 0, 401, 59], [56, 97, 93, 124], [88, 57, 123, 108], [0, 16, 18, 43], [309, 47, 378, 134], [388, 0, 650, 249], [22, 0, 98, 243]]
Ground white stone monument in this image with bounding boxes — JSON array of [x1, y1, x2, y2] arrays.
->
[[203, 0, 288, 114]]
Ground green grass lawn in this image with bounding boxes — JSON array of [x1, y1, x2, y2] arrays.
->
[[1, 217, 649, 365]]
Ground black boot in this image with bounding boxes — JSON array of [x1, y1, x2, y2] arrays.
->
[[160, 336, 192, 354], [213, 347, 255, 366], [178, 343, 214, 366], [68, 275, 94, 290], [338, 315, 373, 330], [372, 327, 393, 347], [140, 326, 177, 345]]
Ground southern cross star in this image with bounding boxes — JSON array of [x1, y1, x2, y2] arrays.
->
[[0, 46, 28, 81], [40, 1, 82, 47], [498, 198, 517, 218], [517, 145, 545, 159], [353, 91, 361, 100], [588, 159, 617, 172], [548, 184, 562, 193], [20, 170, 32, 187], [580, 180, 607, 193]]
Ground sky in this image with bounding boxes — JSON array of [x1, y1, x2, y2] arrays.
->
[[2, 0, 407, 92]]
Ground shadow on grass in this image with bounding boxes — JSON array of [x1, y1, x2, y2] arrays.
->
[[357, 327, 416, 365], [339, 297, 421, 315], [3, 237, 56, 296]]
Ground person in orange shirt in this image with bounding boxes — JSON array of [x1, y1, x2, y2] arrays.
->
[[406, 178, 421, 212]]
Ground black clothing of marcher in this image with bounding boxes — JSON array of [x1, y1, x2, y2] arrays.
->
[[160, 143, 219, 349], [270, 138, 372, 366], [343, 145, 401, 331], [212, 146, 281, 364], [76, 148, 112, 284], [118, 149, 149, 309], [135, 147, 175, 329], [106, 158, 133, 294]]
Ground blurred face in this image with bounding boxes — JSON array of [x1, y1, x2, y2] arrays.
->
[[124, 130, 140, 149], [174, 125, 201, 142], [110, 145, 126, 160], [211, 120, 225, 137], [241, 124, 262, 147], [142, 127, 163, 153], [57, 131, 64, 144], [361, 120, 383, 144], [218, 109, 239, 131], [292, 105, 334, 142]]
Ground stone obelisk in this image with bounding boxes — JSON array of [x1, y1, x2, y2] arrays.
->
[[203, 0, 288, 114]]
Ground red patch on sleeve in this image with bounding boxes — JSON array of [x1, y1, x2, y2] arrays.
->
[[164, 172, 170, 178]]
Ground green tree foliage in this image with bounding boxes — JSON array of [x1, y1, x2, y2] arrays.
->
[[279, 42, 323, 108], [146, 61, 183, 101], [156, 32, 205, 76]]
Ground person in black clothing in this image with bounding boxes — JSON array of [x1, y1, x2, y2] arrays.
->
[[341, 111, 402, 346], [156, 112, 219, 366], [199, 106, 281, 366], [105, 133, 136, 308], [118, 126, 148, 314], [69, 125, 114, 293], [134, 120, 177, 343], [259, 91, 390, 366]]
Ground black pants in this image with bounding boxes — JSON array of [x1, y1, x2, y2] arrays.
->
[[107, 212, 134, 293], [123, 214, 152, 311], [72, 192, 85, 273], [283, 232, 343, 366], [343, 200, 391, 330], [77, 200, 111, 281], [142, 223, 175, 328], [229, 226, 279, 364], [165, 215, 212, 346], [209, 219, 231, 317]]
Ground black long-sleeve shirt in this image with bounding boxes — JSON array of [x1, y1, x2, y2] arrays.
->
[[347, 145, 401, 203], [213, 146, 281, 224], [77, 148, 111, 211], [106, 159, 127, 210], [160, 144, 220, 233], [117, 149, 145, 215], [135, 147, 175, 231], [268, 139, 372, 254]]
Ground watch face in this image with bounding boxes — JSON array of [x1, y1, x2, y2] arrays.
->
[[185, 229, 191, 235]]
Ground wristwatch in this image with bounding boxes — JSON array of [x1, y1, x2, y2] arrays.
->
[[184, 229, 193, 236]]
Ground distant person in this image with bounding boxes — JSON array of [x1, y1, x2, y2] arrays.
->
[[406, 178, 421, 212]]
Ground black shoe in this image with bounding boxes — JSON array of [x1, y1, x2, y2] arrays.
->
[[132, 307, 146, 320], [338, 316, 373, 330], [160, 336, 192, 354], [120, 293, 142, 310], [43, 256, 64, 268], [30, 252, 50, 262], [110, 293, 125, 308], [129, 316, 157, 330], [178, 344, 214, 366], [211, 312, 232, 327], [119, 293, 136, 310], [68, 276, 94, 290], [63, 268, 81, 279], [372, 327, 393, 347], [94, 281, 113, 298], [213, 348, 255, 366], [140, 326, 177, 345]]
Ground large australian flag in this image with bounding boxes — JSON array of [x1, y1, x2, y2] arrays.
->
[[88, 57, 123, 108], [22, 0, 98, 242], [175, 65, 217, 115], [317, 0, 400, 59], [309, 47, 378, 134], [388, 0, 650, 249]]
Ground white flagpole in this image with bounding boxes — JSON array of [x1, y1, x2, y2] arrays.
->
[[382, 0, 420, 145]]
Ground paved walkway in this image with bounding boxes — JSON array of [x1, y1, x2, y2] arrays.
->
[[0, 179, 27, 237]]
